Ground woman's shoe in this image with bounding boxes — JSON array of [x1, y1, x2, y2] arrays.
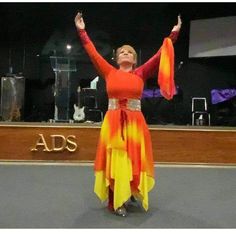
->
[[115, 205, 127, 217], [125, 196, 143, 212], [130, 195, 137, 202]]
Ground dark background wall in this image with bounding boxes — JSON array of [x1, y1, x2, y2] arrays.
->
[[0, 2, 236, 125]]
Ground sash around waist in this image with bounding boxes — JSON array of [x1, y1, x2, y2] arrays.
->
[[108, 98, 141, 111]]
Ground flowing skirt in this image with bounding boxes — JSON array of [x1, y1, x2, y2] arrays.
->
[[94, 108, 155, 211]]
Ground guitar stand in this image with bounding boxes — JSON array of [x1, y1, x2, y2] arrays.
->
[[49, 119, 74, 123]]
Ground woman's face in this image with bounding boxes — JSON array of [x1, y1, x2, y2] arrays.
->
[[117, 48, 136, 66]]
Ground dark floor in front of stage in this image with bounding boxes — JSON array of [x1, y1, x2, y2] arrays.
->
[[0, 164, 236, 228]]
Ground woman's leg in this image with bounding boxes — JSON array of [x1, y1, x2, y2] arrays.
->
[[108, 188, 114, 211]]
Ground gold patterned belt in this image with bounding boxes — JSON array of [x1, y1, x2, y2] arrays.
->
[[108, 98, 141, 111]]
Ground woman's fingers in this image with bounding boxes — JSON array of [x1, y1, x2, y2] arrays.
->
[[75, 12, 82, 22], [178, 14, 182, 26]]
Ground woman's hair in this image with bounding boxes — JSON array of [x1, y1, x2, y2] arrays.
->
[[115, 45, 137, 66]]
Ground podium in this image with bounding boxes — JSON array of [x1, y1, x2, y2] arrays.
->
[[0, 76, 25, 121], [50, 56, 77, 122]]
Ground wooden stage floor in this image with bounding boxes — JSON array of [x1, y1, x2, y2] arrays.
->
[[0, 122, 236, 165]]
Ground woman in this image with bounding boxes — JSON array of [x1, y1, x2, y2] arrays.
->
[[75, 12, 182, 217]]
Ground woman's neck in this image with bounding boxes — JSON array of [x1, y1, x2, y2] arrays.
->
[[119, 64, 133, 72]]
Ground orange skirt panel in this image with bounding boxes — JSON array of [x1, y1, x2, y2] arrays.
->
[[94, 109, 155, 210]]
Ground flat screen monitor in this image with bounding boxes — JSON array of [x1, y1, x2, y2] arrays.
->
[[189, 16, 236, 58]]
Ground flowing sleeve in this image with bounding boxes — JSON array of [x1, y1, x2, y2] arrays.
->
[[134, 30, 179, 80], [134, 30, 179, 100], [78, 29, 114, 79]]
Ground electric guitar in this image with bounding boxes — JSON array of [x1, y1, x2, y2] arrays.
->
[[73, 86, 85, 122]]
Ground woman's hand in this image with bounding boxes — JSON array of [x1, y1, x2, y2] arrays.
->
[[75, 12, 85, 30], [172, 14, 182, 31]]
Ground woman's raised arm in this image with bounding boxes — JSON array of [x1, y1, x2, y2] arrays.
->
[[135, 15, 182, 80], [75, 12, 114, 79]]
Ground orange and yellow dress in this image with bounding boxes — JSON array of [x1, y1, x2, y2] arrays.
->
[[78, 29, 179, 211]]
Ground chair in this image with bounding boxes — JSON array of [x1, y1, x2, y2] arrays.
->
[[82, 88, 103, 122], [191, 97, 211, 126]]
